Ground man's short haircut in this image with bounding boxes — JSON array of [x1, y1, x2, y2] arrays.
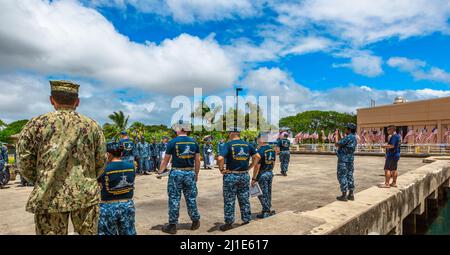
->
[[51, 91, 78, 105]]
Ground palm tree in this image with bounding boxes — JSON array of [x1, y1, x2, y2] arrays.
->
[[103, 111, 130, 139], [191, 102, 222, 128], [129, 121, 146, 140], [108, 111, 129, 131], [0, 119, 6, 130]]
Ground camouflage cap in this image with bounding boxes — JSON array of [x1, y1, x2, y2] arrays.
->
[[106, 141, 122, 153], [346, 123, 357, 130], [49, 80, 80, 94]]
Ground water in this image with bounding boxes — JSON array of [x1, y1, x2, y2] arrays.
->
[[424, 192, 450, 235]]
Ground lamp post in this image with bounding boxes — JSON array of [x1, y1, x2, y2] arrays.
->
[[235, 88, 243, 130]]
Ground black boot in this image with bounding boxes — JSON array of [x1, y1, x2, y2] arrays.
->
[[347, 191, 354, 201], [162, 224, 177, 234], [336, 192, 348, 201], [191, 220, 200, 230], [219, 223, 233, 232], [256, 212, 267, 219]]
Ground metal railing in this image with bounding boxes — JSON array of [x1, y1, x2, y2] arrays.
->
[[291, 144, 450, 155]]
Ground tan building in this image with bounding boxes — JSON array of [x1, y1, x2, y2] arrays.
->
[[357, 96, 450, 144]]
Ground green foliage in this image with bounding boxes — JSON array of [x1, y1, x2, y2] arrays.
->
[[0, 120, 29, 143], [103, 111, 130, 139], [279, 110, 356, 134]]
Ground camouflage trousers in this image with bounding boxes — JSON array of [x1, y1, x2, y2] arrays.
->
[[223, 173, 251, 224], [150, 156, 159, 171], [257, 171, 273, 213], [203, 153, 212, 167], [167, 170, 200, 224], [34, 204, 99, 235], [337, 161, 355, 193], [138, 157, 150, 173], [98, 200, 136, 235], [279, 151, 290, 173]]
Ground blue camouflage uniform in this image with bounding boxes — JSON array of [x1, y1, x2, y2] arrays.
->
[[256, 144, 276, 217], [202, 143, 214, 168], [217, 141, 226, 163], [136, 141, 150, 173], [0, 145, 8, 186], [220, 140, 257, 224], [149, 142, 160, 171], [119, 137, 136, 165], [277, 138, 291, 174], [158, 141, 168, 159], [336, 133, 357, 193], [166, 136, 201, 225], [98, 142, 136, 235]]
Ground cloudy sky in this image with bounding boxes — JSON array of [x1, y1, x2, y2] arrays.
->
[[1, 0, 450, 125]]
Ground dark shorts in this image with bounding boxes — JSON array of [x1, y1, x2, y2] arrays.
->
[[384, 157, 399, 171]]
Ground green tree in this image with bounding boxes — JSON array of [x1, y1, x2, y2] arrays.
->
[[279, 110, 356, 135], [103, 111, 130, 139], [0, 119, 6, 129], [0, 120, 29, 143]]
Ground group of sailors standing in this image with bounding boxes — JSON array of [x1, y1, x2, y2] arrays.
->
[[114, 131, 169, 174]]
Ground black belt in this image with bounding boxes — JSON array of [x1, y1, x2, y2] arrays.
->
[[172, 168, 195, 171], [225, 170, 249, 174]]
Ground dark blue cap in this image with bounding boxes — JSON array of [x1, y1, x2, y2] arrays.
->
[[346, 123, 357, 130], [120, 130, 127, 135], [106, 142, 122, 153]]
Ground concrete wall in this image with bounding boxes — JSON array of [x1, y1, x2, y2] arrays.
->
[[225, 159, 450, 235]]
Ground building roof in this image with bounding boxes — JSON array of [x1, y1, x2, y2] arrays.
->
[[357, 96, 450, 111]]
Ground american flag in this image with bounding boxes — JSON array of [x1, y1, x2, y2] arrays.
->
[[404, 129, 414, 144]]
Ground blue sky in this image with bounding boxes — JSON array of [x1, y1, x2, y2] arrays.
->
[[1, 0, 450, 125]]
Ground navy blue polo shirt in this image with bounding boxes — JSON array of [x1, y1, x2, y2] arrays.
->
[[277, 138, 291, 151], [257, 145, 276, 172], [220, 139, 256, 171], [387, 133, 401, 159], [98, 161, 135, 201], [166, 136, 200, 168]]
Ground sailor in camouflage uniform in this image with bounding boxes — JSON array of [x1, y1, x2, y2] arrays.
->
[[251, 132, 276, 218], [0, 143, 9, 188], [217, 127, 260, 232], [150, 138, 160, 171], [158, 120, 201, 234], [202, 138, 214, 169], [16, 81, 107, 235], [136, 137, 150, 175], [276, 133, 291, 176], [335, 123, 358, 201]]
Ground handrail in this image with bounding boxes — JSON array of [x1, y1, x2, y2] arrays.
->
[[290, 143, 450, 155]]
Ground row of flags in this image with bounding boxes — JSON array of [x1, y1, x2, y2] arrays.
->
[[292, 127, 450, 144]]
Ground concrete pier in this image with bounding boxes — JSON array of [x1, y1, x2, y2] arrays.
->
[[226, 158, 450, 235]]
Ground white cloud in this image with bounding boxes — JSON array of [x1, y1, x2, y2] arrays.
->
[[388, 57, 450, 84], [333, 52, 384, 77], [273, 0, 450, 45], [0, 0, 240, 95], [86, 0, 264, 23], [0, 74, 173, 125], [225, 36, 331, 63]]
